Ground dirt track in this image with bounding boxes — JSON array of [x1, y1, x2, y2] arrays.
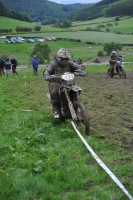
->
[[76, 71, 133, 150]]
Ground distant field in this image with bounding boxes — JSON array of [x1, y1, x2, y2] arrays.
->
[[71, 16, 133, 34], [0, 38, 133, 66], [1, 16, 133, 45], [72, 17, 117, 26], [0, 17, 63, 33], [0, 40, 102, 66], [14, 31, 133, 44], [1, 16, 133, 66]]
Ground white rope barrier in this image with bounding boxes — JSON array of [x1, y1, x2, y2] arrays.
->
[[71, 121, 133, 200]]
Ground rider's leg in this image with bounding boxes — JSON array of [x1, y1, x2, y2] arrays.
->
[[49, 82, 61, 118]]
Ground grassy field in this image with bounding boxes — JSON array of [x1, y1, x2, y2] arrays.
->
[[72, 17, 117, 26], [1, 16, 133, 34], [0, 40, 103, 66], [69, 16, 133, 34], [1, 16, 133, 45], [0, 66, 133, 200], [0, 16, 63, 33], [9, 31, 133, 44], [0, 38, 133, 67]]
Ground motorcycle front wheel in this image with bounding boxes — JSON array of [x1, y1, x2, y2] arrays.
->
[[121, 69, 126, 79], [74, 101, 90, 135], [107, 68, 114, 78]]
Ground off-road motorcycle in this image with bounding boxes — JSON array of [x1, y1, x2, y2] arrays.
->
[[47, 72, 90, 135], [107, 61, 126, 79]]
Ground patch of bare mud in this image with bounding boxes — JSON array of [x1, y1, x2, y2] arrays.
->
[[76, 71, 133, 151]]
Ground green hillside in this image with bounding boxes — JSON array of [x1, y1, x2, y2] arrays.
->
[[68, 0, 133, 21], [0, 16, 133, 34], [0, 16, 63, 33], [70, 16, 133, 34], [0, 0, 31, 22], [1, 0, 93, 22]]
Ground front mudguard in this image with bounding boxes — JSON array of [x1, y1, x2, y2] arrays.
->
[[70, 85, 82, 92]]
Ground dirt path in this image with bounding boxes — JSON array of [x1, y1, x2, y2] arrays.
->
[[76, 71, 133, 151]]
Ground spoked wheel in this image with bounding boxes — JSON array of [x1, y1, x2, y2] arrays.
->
[[118, 72, 121, 79], [74, 101, 90, 135], [121, 69, 126, 79], [107, 68, 114, 78]]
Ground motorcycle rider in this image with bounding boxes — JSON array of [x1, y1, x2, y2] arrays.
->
[[109, 50, 121, 74], [116, 54, 124, 70], [43, 48, 86, 119]]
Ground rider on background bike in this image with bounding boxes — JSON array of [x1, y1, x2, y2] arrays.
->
[[115, 54, 124, 70], [43, 48, 86, 118], [109, 50, 120, 73]]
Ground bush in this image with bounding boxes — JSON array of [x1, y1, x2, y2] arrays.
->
[[34, 25, 41, 31], [97, 51, 104, 57], [76, 39, 81, 42], [103, 42, 123, 55], [31, 43, 51, 64], [86, 41, 96, 45], [86, 27, 93, 31], [115, 17, 120, 21]]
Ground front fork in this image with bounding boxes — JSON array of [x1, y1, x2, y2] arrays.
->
[[63, 88, 78, 121]]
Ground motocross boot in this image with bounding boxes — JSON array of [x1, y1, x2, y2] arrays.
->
[[61, 104, 68, 117], [53, 105, 60, 119], [54, 111, 60, 119]]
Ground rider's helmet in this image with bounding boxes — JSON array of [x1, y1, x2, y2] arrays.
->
[[111, 50, 116, 55], [56, 48, 71, 66]]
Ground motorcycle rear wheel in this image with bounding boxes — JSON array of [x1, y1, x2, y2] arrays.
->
[[74, 101, 90, 135]]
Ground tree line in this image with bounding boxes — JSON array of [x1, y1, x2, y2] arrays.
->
[[0, 0, 31, 22], [105, 0, 133, 17], [0, 26, 41, 34], [68, 0, 133, 21], [1, 0, 91, 22]]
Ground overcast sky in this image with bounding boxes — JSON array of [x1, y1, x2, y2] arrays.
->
[[48, 0, 101, 5]]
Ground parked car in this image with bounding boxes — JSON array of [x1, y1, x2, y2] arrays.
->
[[17, 39, 23, 43], [10, 37, 23, 43], [44, 37, 52, 41], [16, 37, 25, 41], [34, 38, 45, 42], [51, 37, 57, 41], [4, 40, 11, 44], [38, 38, 45, 42], [26, 38, 35, 43], [0, 35, 6, 39], [9, 38, 16, 44]]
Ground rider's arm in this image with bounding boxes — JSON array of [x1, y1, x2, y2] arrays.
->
[[69, 61, 86, 76], [43, 62, 60, 82], [73, 69, 86, 76], [44, 70, 52, 81], [109, 58, 116, 62], [109, 56, 116, 63]]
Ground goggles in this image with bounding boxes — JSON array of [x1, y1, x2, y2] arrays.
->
[[60, 57, 69, 62]]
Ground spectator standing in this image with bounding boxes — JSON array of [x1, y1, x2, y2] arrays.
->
[[11, 56, 18, 75], [31, 55, 39, 75], [4, 56, 11, 77], [0, 58, 5, 76], [76, 57, 82, 65]]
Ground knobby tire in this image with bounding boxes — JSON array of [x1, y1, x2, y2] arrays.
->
[[74, 101, 90, 135]]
